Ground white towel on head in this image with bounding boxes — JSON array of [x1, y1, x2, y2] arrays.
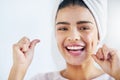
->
[[82, 0, 108, 47]]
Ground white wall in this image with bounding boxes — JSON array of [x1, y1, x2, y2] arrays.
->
[[0, 0, 120, 80], [106, 0, 120, 49]]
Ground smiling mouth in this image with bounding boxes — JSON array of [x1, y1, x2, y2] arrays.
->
[[65, 45, 85, 56]]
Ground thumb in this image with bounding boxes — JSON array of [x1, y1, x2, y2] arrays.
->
[[91, 54, 103, 66], [29, 39, 40, 50]]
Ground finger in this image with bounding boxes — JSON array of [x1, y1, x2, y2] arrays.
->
[[92, 54, 103, 66], [29, 39, 40, 50], [17, 37, 30, 53], [18, 37, 30, 44], [13, 44, 18, 56], [109, 49, 118, 61], [21, 41, 30, 53], [96, 48, 104, 60], [13, 44, 23, 56], [102, 45, 110, 60]]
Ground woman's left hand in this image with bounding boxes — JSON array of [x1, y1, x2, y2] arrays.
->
[[92, 44, 120, 80]]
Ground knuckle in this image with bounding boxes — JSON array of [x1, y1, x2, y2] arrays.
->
[[13, 44, 17, 48], [18, 37, 30, 44], [22, 45, 29, 51], [23, 37, 30, 41], [13, 44, 19, 51], [22, 36, 28, 39]]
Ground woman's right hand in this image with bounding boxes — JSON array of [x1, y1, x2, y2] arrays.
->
[[8, 37, 40, 80]]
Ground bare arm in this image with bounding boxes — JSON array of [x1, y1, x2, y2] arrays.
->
[[8, 37, 40, 80]]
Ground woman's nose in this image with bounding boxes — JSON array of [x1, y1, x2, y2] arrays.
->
[[67, 29, 80, 41]]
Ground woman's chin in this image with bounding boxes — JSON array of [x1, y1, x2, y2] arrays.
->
[[65, 55, 91, 66], [66, 58, 85, 66]]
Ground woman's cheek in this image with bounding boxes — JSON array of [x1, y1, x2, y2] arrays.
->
[[56, 33, 65, 50], [83, 33, 96, 54]]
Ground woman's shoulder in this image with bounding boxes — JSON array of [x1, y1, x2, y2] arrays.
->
[[30, 71, 68, 80]]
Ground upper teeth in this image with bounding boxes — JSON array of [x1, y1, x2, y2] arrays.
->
[[67, 46, 84, 50]]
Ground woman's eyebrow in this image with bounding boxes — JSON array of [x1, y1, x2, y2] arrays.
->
[[56, 21, 93, 25], [77, 21, 93, 24], [56, 22, 70, 25]]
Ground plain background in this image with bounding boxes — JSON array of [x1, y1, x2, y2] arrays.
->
[[0, 0, 120, 80]]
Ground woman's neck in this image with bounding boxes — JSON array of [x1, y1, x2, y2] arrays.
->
[[61, 59, 104, 80]]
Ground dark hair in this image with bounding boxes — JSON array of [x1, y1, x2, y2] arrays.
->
[[57, 0, 88, 11], [55, 0, 89, 19]]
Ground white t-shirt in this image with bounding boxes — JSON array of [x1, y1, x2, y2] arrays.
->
[[30, 71, 115, 80]]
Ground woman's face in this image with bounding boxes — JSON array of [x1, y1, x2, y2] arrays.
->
[[55, 5, 99, 65]]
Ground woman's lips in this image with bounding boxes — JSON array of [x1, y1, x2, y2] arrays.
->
[[65, 44, 85, 56]]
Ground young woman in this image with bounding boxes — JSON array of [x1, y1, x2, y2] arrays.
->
[[8, 0, 120, 80]]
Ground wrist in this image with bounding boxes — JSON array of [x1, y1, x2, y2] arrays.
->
[[8, 64, 28, 80], [13, 64, 28, 76]]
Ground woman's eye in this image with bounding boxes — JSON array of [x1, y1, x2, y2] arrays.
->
[[58, 27, 68, 31], [79, 27, 90, 30]]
